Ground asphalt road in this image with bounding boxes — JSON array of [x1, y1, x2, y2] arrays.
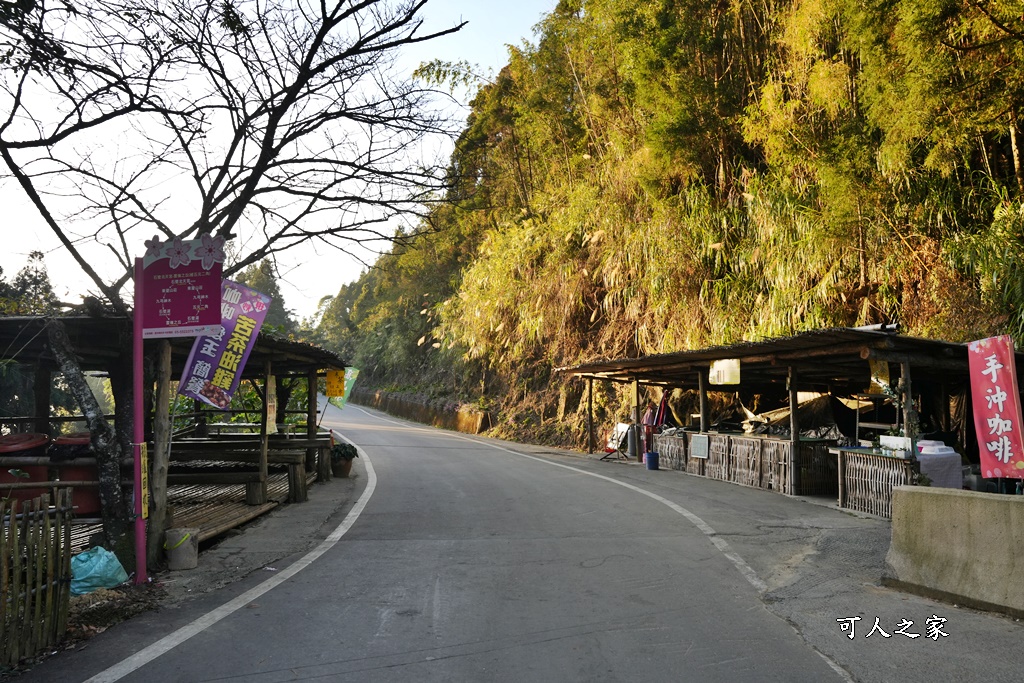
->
[[20, 402, 1024, 682]]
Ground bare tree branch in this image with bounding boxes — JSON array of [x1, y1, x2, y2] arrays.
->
[[2, 0, 466, 309]]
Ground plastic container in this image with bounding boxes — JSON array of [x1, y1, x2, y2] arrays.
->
[[51, 432, 101, 516], [164, 528, 199, 570], [0, 433, 51, 507], [646, 451, 660, 470]]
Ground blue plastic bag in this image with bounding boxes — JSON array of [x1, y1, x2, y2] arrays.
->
[[70, 547, 129, 596]]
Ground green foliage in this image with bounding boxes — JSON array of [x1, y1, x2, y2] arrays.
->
[[235, 260, 295, 333], [0, 251, 59, 314], [315, 0, 1024, 449], [329, 442, 358, 463]]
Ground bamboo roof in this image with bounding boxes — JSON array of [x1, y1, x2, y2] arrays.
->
[[0, 315, 348, 377]]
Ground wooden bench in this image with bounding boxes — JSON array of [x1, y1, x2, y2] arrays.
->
[[165, 437, 331, 503]]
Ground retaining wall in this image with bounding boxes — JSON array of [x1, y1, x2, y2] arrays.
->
[[885, 486, 1024, 616], [350, 388, 490, 435]]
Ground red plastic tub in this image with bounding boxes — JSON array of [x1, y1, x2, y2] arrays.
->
[[52, 432, 102, 516]]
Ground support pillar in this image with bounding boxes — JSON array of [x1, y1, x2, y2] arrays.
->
[[698, 368, 709, 433], [33, 365, 50, 434], [789, 365, 800, 495], [246, 360, 271, 505], [902, 360, 916, 455], [587, 377, 594, 455]]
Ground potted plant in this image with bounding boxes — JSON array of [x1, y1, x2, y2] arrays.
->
[[330, 442, 358, 478]]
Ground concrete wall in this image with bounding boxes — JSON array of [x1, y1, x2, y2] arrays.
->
[[886, 486, 1024, 616], [351, 388, 490, 435]]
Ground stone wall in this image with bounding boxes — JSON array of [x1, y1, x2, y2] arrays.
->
[[350, 388, 490, 435], [885, 486, 1024, 616]]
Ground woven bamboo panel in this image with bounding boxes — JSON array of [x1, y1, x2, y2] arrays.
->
[[729, 437, 764, 488], [794, 442, 839, 497], [1, 490, 73, 667], [706, 435, 731, 481], [763, 440, 792, 494], [685, 433, 705, 476], [839, 451, 917, 518], [654, 435, 687, 471]]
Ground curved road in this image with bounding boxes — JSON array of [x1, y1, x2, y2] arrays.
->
[[40, 404, 846, 682]]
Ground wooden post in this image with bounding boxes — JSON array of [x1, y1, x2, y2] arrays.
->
[[246, 361, 271, 505], [939, 383, 951, 432], [33, 366, 50, 434], [632, 377, 642, 461], [587, 377, 594, 454], [837, 450, 847, 509], [306, 369, 318, 474], [147, 340, 172, 566], [789, 365, 800, 495], [902, 359, 916, 456], [698, 368, 709, 433]]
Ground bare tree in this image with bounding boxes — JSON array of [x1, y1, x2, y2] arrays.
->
[[2, 0, 464, 309], [1, 0, 464, 549]]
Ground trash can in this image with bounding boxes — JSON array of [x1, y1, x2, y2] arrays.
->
[[0, 433, 51, 506], [50, 432, 101, 516], [646, 451, 660, 470]]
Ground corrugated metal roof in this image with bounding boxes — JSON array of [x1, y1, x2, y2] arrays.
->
[[556, 327, 993, 391]]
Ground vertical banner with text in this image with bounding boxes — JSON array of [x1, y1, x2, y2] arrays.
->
[[968, 335, 1024, 479], [178, 280, 272, 409]]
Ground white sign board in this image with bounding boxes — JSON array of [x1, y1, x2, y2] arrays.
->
[[690, 434, 709, 459]]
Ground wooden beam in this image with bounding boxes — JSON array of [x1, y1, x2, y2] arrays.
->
[[860, 348, 968, 373]]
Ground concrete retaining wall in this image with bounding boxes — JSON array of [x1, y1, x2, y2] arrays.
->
[[351, 388, 491, 435], [886, 486, 1024, 616]]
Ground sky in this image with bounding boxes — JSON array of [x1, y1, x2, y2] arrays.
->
[[1, 0, 557, 321]]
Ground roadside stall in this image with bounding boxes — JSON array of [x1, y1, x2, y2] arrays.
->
[[558, 326, 995, 517]]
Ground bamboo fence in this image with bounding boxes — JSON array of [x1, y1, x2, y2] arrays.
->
[[1, 489, 73, 667]]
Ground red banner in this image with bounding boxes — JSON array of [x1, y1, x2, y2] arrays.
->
[[968, 335, 1024, 479]]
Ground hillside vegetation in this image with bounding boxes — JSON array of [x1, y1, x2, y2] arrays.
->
[[313, 0, 1024, 447]]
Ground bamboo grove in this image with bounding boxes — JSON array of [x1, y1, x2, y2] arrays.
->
[[314, 0, 1024, 445]]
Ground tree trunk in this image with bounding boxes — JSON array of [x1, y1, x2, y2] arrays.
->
[[147, 341, 172, 567], [46, 318, 129, 547]]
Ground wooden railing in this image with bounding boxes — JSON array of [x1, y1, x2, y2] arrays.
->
[[1, 489, 73, 667], [654, 434, 687, 471], [653, 432, 839, 497], [838, 450, 918, 518]]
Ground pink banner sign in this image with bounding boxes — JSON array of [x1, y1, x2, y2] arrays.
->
[[141, 235, 225, 338], [178, 280, 271, 409], [968, 335, 1024, 479]]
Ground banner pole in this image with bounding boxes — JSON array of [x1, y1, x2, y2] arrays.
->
[[133, 258, 148, 584]]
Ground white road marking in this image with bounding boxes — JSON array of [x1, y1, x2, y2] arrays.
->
[[88, 401, 849, 682], [349, 406, 854, 682], [348, 405, 766, 591], [83, 430, 376, 683]]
